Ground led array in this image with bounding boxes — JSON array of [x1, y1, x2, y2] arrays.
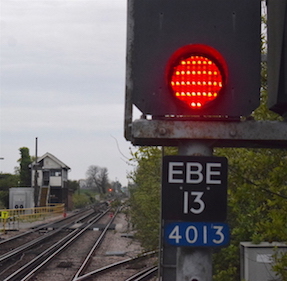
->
[[170, 55, 223, 109]]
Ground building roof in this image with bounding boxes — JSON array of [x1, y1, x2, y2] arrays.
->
[[32, 152, 71, 170]]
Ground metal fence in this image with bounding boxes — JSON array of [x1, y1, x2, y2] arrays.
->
[[0, 204, 65, 225]]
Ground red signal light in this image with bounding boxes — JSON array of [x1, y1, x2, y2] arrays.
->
[[167, 44, 228, 110]]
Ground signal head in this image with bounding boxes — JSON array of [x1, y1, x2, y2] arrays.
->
[[167, 44, 228, 111]]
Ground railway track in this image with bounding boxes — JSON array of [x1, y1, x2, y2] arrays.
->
[[3, 211, 109, 281], [0, 208, 98, 261], [125, 266, 158, 281], [1, 206, 158, 281], [71, 208, 120, 280], [0, 207, 95, 253], [73, 251, 158, 281], [0, 207, 109, 280]]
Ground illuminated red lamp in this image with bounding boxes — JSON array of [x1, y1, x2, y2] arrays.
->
[[167, 44, 228, 110]]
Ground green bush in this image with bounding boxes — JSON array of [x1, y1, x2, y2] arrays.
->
[[0, 191, 9, 209], [72, 193, 93, 209]]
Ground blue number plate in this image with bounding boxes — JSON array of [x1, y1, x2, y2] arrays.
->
[[164, 222, 229, 247]]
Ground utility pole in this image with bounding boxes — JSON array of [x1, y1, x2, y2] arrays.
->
[[34, 137, 39, 207]]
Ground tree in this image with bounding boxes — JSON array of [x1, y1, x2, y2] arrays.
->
[[210, 14, 287, 279], [0, 173, 19, 208], [128, 147, 176, 250], [18, 147, 32, 187], [212, 147, 287, 281], [86, 165, 100, 191], [111, 180, 122, 193], [98, 167, 109, 194], [67, 180, 79, 193], [86, 165, 109, 194]]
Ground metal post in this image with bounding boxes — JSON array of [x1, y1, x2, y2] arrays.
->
[[34, 137, 39, 207], [176, 140, 213, 281]]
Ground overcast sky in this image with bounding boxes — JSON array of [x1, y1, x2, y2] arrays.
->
[[0, 0, 136, 186]]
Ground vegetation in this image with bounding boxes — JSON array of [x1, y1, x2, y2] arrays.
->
[[86, 165, 110, 194], [67, 180, 80, 193], [72, 190, 97, 209], [0, 173, 19, 208], [0, 147, 31, 208], [213, 147, 287, 280], [128, 147, 176, 250], [18, 147, 32, 187]]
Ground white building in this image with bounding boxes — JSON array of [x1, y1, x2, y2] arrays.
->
[[30, 152, 70, 206]]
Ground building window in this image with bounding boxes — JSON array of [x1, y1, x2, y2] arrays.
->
[[51, 169, 61, 177]]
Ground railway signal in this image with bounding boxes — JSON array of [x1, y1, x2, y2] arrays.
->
[[126, 0, 261, 119], [167, 44, 228, 111]]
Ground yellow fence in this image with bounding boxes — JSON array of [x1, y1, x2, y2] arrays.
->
[[0, 204, 65, 224]]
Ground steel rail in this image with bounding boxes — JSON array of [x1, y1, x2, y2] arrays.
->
[[0, 208, 93, 246], [71, 208, 119, 280], [3, 210, 109, 281], [73, 251, 157, 281], [124, 266, 158, 281], [0, 208, 96, 263]]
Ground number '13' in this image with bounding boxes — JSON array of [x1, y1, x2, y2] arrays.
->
[[183, 191, 205, 214]]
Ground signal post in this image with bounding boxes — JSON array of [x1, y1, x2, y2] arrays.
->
[[124, 0, 287, 280], [177, 143, 214, 281], [163, 143, 228, 280]]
